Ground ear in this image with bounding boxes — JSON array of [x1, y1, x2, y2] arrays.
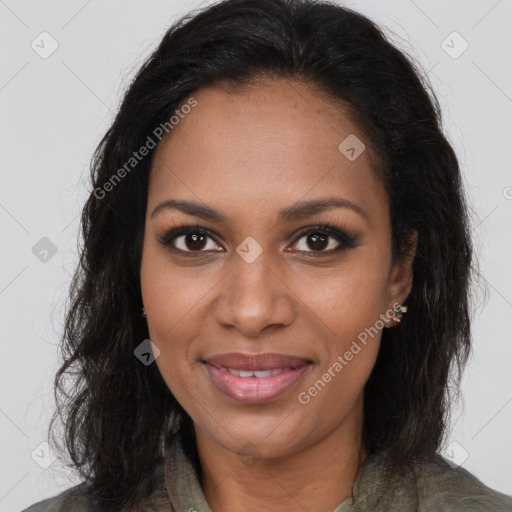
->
[[385, 230, 417, 326]]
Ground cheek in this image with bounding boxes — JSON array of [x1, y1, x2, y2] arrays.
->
[[140, 240, 215, 345], [293, 257, 388, 397], [140, 244, 205, 404], [295, 254, 390, 340]]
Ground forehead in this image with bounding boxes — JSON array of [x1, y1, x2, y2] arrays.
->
[[148, 79, 387, 225]]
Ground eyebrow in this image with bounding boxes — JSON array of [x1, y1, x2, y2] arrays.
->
[[150, 196, 369, 223]]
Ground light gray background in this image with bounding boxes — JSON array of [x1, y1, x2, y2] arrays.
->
[[1, 1, 511, 510]]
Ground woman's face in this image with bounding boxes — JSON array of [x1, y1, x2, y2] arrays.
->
[[140, 79, 414, 460]]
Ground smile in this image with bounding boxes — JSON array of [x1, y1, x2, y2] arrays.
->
[[203, 352, 312, 404]]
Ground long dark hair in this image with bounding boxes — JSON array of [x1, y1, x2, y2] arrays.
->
[[49, 0, 477, 510]]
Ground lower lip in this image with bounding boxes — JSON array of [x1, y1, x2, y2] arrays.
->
[[204, 364, 310, 404]]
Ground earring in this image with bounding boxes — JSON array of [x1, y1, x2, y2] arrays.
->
[[392, 303, 408, 323], [142, 307, 146, 318]]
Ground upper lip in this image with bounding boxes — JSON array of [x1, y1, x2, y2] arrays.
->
[[204, 352, 311, 371]]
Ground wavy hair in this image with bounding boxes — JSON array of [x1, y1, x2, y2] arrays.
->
[[49, 0, 477, 510]]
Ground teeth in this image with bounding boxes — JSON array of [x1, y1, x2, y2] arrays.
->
[[239, 370, 254, 378], [224, 368, 285, 378], [253, 370, 273, 378]]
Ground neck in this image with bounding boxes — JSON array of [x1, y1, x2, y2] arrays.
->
[[196, 396, 366, 512]]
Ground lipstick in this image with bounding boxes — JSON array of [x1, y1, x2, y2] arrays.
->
[[203, 352, 311, 403]]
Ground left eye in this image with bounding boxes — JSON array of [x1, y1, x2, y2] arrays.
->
[[292, 230, 342, 253]]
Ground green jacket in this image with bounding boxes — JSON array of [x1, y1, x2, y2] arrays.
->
[[21, 432, 512, 511]]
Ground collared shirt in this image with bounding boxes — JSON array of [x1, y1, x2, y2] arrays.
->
[[21, 431, 512, 511]]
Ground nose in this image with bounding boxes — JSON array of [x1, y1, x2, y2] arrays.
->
[[214, 250, 296, 337]]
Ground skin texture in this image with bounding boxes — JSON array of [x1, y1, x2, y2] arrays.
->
[[140, 79, 417, 512]]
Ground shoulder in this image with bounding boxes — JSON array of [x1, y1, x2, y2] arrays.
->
[[20, 461, 170, 512], [354, 453, 512, 511], [19, 482, 100, 512], [413, 456, 512, 511]]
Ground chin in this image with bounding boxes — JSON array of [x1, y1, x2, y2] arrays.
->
[[197, 413, 315, 460]]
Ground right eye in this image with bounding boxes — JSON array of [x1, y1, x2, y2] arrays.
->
[[158, 225, 224, 254]]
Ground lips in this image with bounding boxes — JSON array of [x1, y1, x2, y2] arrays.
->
[[204, 352, 310, 371], [203, 352, 311, 403]]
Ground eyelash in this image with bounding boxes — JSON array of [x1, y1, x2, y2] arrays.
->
[[157, 221, 358, 258]]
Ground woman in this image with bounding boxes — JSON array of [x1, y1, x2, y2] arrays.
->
[[22, 0, 512, 511]]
